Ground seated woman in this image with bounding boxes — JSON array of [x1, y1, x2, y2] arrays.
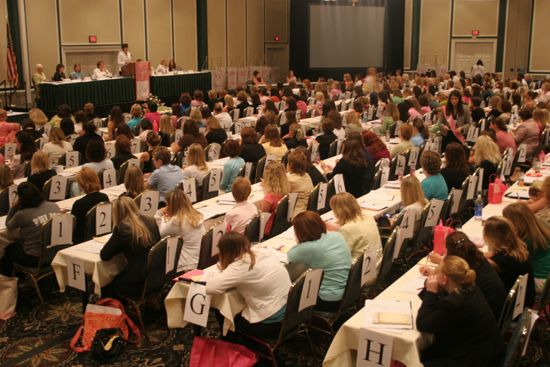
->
[[1, 183, 60, 275], [73, 122, 102, 161], [283, 122, 308, 150], [111, 135, 137, 170], [286, 150, 314, 219], [483, 216, 535, 307], [71, 167, 109, 244], [490, 117, 516, 154], [293, 146, 326, 187], [42, 127, 73, 164], [324, 139, 370, 198], [172, 119, 208, 153], [416, 256, 503, 367], [362, 131, 391, 164], [154, 189, 205, 272], [420, 151, 448, 201], [147, 147, 184, 203], [220, 140, 245, 193], [315, 119, 337, 160], [182, 143, 209, 182], [121, 166, 145, 199], [327, 110, 346, 140], [206, 232, 291, 338], [513, 108, 540, 160], [27, 151, 56, 191], [261, 125, 288, 161], [399, 176, 428, 230], [106, 106, 124, 141], [205, 116, 227, 146], [390, 123, 414, 158], [10, 131, 37, 179], [344, 111, 362, 137], [411, 117, 429, 147], [83, 140, 115, 174], [503, 203, 550, 294], [440, 142, 471, 190], [470, 135, 501, 191], [140, 131, 161, 174], [288, 211, 352, 312], [327, 193, 382, 277], [256, 162, 289, 237], [158, 115, 174, 147], [425, 232, 506, 319], [239, 127, 266, 164], [0, 109, 21, 147], [100, 197, 161, 298]]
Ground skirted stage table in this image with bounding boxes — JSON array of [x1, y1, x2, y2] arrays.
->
[[150, 71, 212, 105]]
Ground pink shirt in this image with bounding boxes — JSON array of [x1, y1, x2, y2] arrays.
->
[[224, 201, 258, 234], [495, 130, 516, 153], [0, 121, 20, 146], [263, 193, 282, 236], [144, 112, 161, 132]]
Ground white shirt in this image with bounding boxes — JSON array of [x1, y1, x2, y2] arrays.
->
[[182, 165, 209, 182], [154, 210, 205, 271], [224, 200, 258, 234], [155, 64, 169, 75], [206, 247, 291, 323], [42, 141, 73, 164], [215, 112, 233, 131], [83, 159, 114, 174], [92, 68, 112, 79], [117, 50, 132, 70], [333, 127, 346, 140]]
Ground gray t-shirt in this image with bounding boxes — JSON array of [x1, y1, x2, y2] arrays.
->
[[6, 201, 61, 256]]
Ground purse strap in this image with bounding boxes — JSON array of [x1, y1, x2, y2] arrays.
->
[[69, 326, 89, 352], [121, 312, 141, 345]]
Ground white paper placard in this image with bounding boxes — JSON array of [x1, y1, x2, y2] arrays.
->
[[357, 328, 393, 367], [361, 247, 378, 287], [244, 162, 253, 180], [130, 138, 140, 153], [317, 183, 328, 210], [466, 175, 478, 200], [299, 269, 323, 312], [127, 158, 140, 168], [310, 142, 320, 162], [233, 121, 243, 134], [259, 212, 271, 242], [333, 174, 346, 193], [65, 151, 79, 168], [49, 175, 68, 201], [450, 189, 463, 215], [513, 273, 529, 319], [4, 143, 16, 159], [477, 168, 484, 194], [67, 256, 86, 292], [8, 184, 17, 208], [400, 210, 415, 239], [207, 144, 221, 161], [380, 166, 390, 187], [466, 125, 477, 142], [182, 178, 197, 203], [174, 129, 183, 142], [408, 147, 420, 168], [425, 199, 444, 227], [95, 203, 112, 236], [165, 237, 178, 274], [265, 154, 277, 168], [50, 213, 73, 247], [102, 168, 117, 189], [139, 190, 160, 216], [393, 228, 405, 260], [183, 283, 211, 327], [480, 118, 486, 131], [517, 144, 527, 163], [393, 120, 402, 138], [208, 168, 222, 193], [287, 193, 299, 221], [503, 153, 514, 177], [211, 221, 226, 257], [396, 155, 406, 177], [105, 141, 116, 159]]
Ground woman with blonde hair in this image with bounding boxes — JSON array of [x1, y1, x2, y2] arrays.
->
[[483, 216, 535, 306], [344, 110, 362, 137], [158, 114, 174, 147], [121, 166, 145, 199], [71, 167, 109, 243], [205, 115, 227, 145], [256, 162, 289, 236], [417, 256, 503, 367], [399, 175, 428, 229], [532, 107, 549, 133], [286, 149, 313, 219], [503, 203, 550, 293], [28, 151, 56, 191], [28, 108, 48, 129], [261, 125, 288, 161], [100, 197, 161, 297], [328, 193, 382, 269], [154, 189, 205, 271], [182, 143, 209, 182], [127, 103, 143, 131], [42, 127, 73, 163], [471, 135, 501, 190], [223, 94, 235, 113]]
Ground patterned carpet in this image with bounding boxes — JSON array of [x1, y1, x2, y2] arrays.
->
[[0, 278, 328, 367]]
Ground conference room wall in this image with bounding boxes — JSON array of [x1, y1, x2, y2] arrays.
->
[[529, 0, 550, 73]]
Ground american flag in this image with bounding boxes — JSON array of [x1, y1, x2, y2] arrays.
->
[[6, 21, 18, 88]]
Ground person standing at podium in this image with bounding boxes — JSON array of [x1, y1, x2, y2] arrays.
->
[[117, 43, 132, 72]]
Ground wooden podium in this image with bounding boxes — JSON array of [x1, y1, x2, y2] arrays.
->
[[120, 62, 135, 77]]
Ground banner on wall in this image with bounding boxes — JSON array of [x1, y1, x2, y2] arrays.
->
[[135, 61, 151, 101]]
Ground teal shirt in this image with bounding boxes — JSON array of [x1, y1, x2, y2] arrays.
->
[[526, 238, 550, 279], [128, 117, 141, 130], [220, 157, 245, 192], [287, 232, 352, 302], [421, 174, 448, 200]]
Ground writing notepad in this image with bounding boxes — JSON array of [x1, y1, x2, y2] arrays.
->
[[374, 312, 411, 325]]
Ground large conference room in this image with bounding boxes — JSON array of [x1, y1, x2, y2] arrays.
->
[[0, 0, 548, 366]]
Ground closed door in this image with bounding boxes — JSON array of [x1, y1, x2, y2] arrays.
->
[[451, 40, 496, 75], [265, 44, 289, 83]]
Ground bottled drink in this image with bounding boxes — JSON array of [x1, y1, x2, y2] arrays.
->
[[474, 194, 483, 221]]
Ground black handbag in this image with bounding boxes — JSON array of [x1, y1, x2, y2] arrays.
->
[[90, 328, 126, 362]]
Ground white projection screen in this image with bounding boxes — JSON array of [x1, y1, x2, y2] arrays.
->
[[309, 4, 385, 68]]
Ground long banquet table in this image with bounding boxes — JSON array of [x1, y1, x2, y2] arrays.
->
[[150, 71, 212, 104]]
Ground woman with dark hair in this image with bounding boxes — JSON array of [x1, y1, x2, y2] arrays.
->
[[52, 63, 66, 81], [424, 231, 506, 318], [170, 102, 182, 129], [1, 182, 60, 275], [411, 117, 429, 147], [179, 92, 192, 115], [172, 119, 208, 153], [315, 119, 337, 160], [441, 142, 472, 190], [60, 117, 75, 138], [239, 126, 266, 163], [141, 131, 161, 173], [263, 99, 279, 115], [144, 102, 161, 132], [83, 140, 114, 174], [490, 117, 516, 154], [206, 232, 291, 338], [288, 211, 351, 312], [50, 104, 73, 128], [10, 131, 37, 179], [111, 135, 137, 170], [73, 121, 102, 161], [107, 105, 124, 141], [323, 139, 370, 198], [362, 131, 391, 163], [444, 90, 472, 143], [115, 123, 134, 141], [138, 118, 154, 140]]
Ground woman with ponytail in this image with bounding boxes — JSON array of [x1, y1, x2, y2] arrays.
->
[[417, 256, 503, 367]]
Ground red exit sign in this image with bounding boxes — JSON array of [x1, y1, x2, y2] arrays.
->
[[471, 29, 480, 37], [88, 35, 97, 43]]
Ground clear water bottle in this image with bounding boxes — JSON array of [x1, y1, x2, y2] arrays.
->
[[474, 194, 483, 221]]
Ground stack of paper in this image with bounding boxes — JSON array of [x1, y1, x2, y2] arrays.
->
[[364, 300, 413, 330]]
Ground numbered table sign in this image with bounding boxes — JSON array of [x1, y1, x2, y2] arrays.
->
[[513, 274, 529, 319], [183, 283, 211, 327], [317, 183, 328, 210], [299, 269, 323, 312], [127, 158, 140, 168], [333, 174, 346, 194], [408, 147, 419, 168], [130, 138, 141, 154], [208, 168, 222, 193], [425, 199, 444, 227], [181, 178, 197, 203], [211, 222, 226, 257], [207, 143, 221, 161], [287, 193, 299, 222], [244, 162, 253, 181], [395, 156, 406, 178], [67, 255, 86, 292], [380, 165, 390, 187], [102, 168, 117, 189], [4, 143, 16, 159], [357, 328, 394, 367], [65, 151, 79, 168], [466, 176, 478, 201], [50, 213, 74, 247], [166, 236, 179, 274], [517, 144, 527, 163], [175, 129, 183, 142], [450, 189, 463, 215], [105, 141, 116, 159], [361, 247, 378, 287], [8, 184, 17, 208], [95, 203, 112, 236], [139, 191, 160, 216], [49, 175, 68, 201]]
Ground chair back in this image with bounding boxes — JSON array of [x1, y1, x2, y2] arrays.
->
[[502, 308, 533, 367], [83, 202, 112, 242], [388, 153, 409, 181], [244, 214, 261, 244], [118, 159, 142, 185], [139, 236, 183, 300], [269, 195, 291, 237], [200, 171, 221, 201], [197, 222, 224, 269], [0, 185, 15, 216], [35, 214, 75, 271], [172, 150, 186, 167], [498, 276, 521, 335], [336, 254, 364, 313], [43, 175, 69, 202], [376, 228, 398, 291], [253, 156, 268, 184], [306, 183, 329, 214], [327, 140, 339, 158]]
